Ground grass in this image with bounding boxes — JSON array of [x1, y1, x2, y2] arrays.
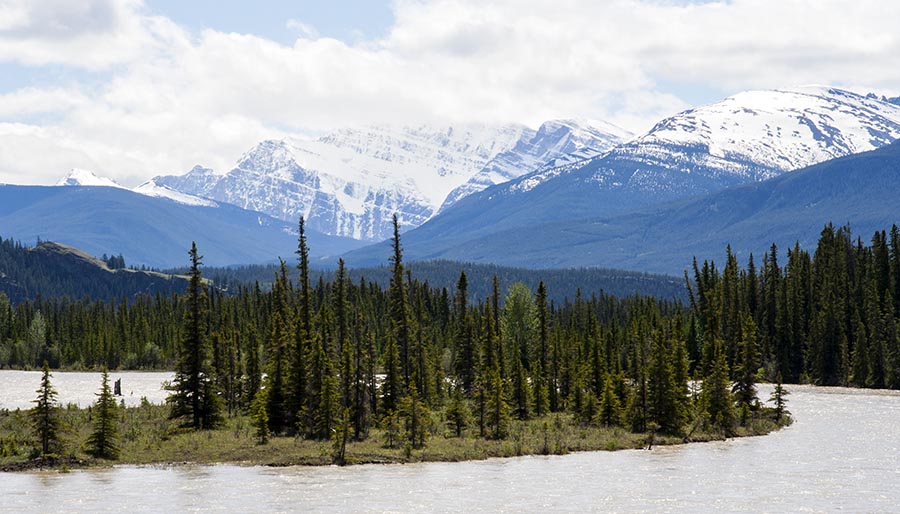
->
[[0, 401, 791, 472]]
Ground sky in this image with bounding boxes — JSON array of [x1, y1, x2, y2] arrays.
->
[[0, 0, 898, 186]]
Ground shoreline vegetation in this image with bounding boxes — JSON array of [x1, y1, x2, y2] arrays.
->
[[32, 215, 900, 475], [0, 397, 791, 473]]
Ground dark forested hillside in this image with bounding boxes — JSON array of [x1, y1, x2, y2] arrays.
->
[[193, 260, 687, 303], [0, 237, 189, 304]]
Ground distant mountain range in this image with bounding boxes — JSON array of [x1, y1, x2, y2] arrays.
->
[[346, 140, 900, 274], [146, 120, 629, 241], [375, 87, 900, 262], [6, 85, 900, 277]]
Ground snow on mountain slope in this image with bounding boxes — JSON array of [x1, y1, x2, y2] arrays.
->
[[153, 124, 538, 241], [56, 168, 123, 188], [149, 121, 631, 242], [439, 118, 631, 211], [606, 86, 900, 186], [500, 86, 900, 203], [366, 87, 900, 266], [133, 178, 218, 207], [151, 165, 221, 197]]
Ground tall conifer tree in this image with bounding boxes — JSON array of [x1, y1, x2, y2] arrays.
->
[[169, 242, 221, 429]]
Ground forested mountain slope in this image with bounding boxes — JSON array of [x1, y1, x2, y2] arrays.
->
[[0, 238, 189, 303]]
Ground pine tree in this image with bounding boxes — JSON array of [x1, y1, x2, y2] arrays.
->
[[292, 217, 312, 430], [510, 354, 532, 420], [264, 310, 289, 433], [168, 242, 222, 430], [331, 408, 350, 465], [596, 375, 623, 427], [381, 334, 402, 414], [86, 368, 119, 459], [351, 313, 372, 440], [453, 271, 476, 392], [250, 388, 270, 444], [30, 361, 62, 455], [580, 390, 599, 425], [769, 374, 790, 422], [485, 364, 510, 440], [702, 339, 735, 435], [244, 323, 262, 411], [307, 332, 338, 439], [532, 360, 549, 417], [733, 314, 759, 423], [398, 382, 429, 449], [647, 332, 684, 435], [388, 214, 412, 386], [445, 387, 472, 437]]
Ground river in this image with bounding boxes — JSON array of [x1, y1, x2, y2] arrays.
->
[[2, 377, 899, 513], [0, 370, 173, 410]]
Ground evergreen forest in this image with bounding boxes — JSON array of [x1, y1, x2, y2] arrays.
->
[[3, 217, 897, 458]]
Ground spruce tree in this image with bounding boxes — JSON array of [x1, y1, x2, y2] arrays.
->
[[388, 214, 412, 386], [596, 375, 623, 427], [445, 387, 472, 437], [532, 360, 549, 417], [86, 368, 120, 459], [398, 382, 429, 449], [307, 332, 338, 439], [702, 339, 735, 435], [351, 313, 372, 440], [733, 314, 759, 422], [485, 364, 510, 440], [381, 334, 402, 415], [453, 271, 476, 392], [264, 310, 289, 433], [647, 331, 684, 435], [292, 217, 312, 429], [168, 242, 222, 430], [30, 361, 62, 455], [769, 374, 790, 422], [511, 353, 532, 420], [251, 388, 270, 444]]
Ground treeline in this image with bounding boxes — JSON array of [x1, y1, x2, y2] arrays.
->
[[689, 223, 900, 388], [4, 215, 768, 446], [164, 216, 771, 447], [192, 260, 687, 304]]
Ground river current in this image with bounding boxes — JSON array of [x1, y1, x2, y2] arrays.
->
[[2, 373, 899, 513]]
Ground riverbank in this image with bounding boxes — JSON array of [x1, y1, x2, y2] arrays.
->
[[0, 402, 790, 472]]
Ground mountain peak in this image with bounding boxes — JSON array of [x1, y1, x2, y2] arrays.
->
[[236, 140, 297, 173], [56, 168, 122, 188]]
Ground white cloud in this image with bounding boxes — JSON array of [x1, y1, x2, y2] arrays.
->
[[286, 18, 319, 40], [0, 0, 898, 186]]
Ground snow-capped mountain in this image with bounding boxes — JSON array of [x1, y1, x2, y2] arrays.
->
[[350, 86, 900, 266], [150, 121, 625, 242], [56, 168, 122, 188], [601, 86, 900, 189], [349, 141, 900, 274], [133, 178, 218, 207], [150, 165, 221, 196], [439, 119, 631, 211]]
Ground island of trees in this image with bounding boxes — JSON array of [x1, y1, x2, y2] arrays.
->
[[34, 217, 900, 468]]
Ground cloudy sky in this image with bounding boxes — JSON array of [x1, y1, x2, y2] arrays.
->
[[1, 0, 898, 186]]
